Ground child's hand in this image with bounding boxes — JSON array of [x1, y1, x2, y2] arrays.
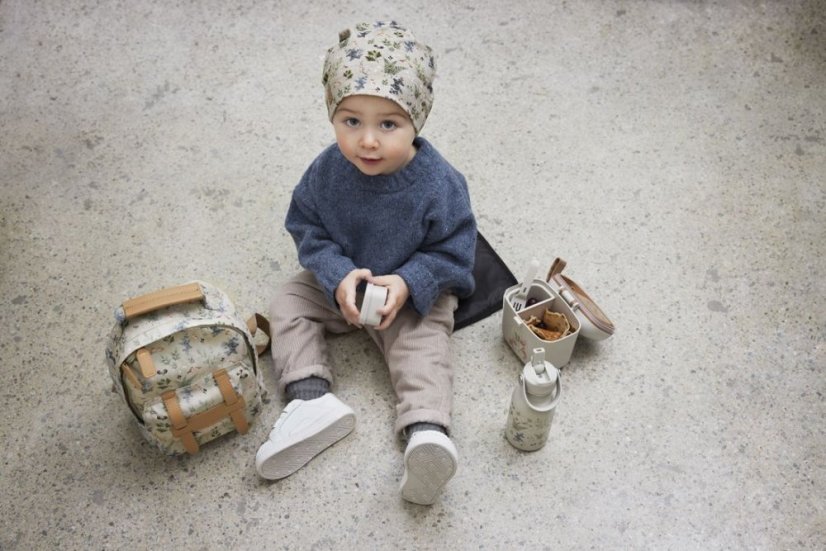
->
[[369, 274, 410, 331], [336, 268, 373, 326]]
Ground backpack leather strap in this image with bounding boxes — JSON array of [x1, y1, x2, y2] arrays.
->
[[213, 369, 249, 435], [246, 313, 272, 356], [136, 348, 157, 378], [161, 369, 249, 455], [121, 363, 140, 390], [162, 390, 199, 454]]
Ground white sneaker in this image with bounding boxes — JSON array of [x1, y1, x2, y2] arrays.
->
[[255, 393, 355, 480], [400, 430, 458, 505]]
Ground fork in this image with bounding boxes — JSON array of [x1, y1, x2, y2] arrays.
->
[[511, 258, 540, 312]]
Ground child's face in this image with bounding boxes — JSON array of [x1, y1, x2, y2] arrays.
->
[[332, 95, 417, 176]]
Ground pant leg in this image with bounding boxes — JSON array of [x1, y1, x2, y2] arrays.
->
[[269, 270, 356, 392], [365, 292, 459, 436]]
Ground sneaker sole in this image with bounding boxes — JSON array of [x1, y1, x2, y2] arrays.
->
[[256, 413, 355, 480], [400, 441, 458, 505]]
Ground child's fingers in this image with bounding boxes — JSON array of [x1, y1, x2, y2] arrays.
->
[[375, 308, 398, 331], [341, 299, 359, 320], [376, 288, 401, 316], [369, 274, 390, 285], [340, 290, 363, 325], [336, 272, 368, 327], [353, 268, 373, 284]]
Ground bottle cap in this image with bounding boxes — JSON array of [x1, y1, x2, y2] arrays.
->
[[524, 347, 558, 396]]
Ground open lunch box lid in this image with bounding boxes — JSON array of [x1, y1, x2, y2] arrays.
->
[[546, 258, 615, 341]]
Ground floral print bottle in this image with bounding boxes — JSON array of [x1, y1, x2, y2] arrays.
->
[[505, 347, 561, 451]]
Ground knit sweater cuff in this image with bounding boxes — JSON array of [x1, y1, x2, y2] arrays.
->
[[311, 254, 352, 305], [396, 262, 438, 316]]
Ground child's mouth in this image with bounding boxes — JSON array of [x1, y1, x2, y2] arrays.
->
[[360, 157, 381, 165]]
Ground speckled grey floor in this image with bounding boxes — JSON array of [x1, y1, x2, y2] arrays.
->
[[1, 1, 824, 549]]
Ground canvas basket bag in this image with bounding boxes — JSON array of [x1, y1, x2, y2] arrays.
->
[[105, 281, 270, 455]]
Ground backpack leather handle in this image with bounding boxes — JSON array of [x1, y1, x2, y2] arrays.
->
[[122, 282, 204, 320]]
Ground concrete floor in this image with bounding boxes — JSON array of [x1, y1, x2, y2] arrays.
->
[[1, 1, 824, 549]]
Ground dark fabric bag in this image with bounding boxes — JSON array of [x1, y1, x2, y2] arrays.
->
[[454, 232, 517, 331]]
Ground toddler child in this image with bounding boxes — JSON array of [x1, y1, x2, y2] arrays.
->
[[255, 20, 476, 506]]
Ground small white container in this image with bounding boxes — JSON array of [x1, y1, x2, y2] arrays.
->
[[359, 283, 388, 327], [502, 258, 614, 367]]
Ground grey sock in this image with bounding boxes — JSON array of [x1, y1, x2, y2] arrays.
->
[[285, 376, 330, 401], [406, 422, 447, 438]]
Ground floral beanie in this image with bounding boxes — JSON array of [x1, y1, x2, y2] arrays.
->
[[322, 21, 436, 133]]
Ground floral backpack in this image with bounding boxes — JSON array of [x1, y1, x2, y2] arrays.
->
[[105, 281, 270, 455]]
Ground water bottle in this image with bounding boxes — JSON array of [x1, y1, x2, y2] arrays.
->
[[505, 347, 561, 451]]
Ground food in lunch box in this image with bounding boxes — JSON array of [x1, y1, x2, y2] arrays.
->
[[525, 310, 571, 342]]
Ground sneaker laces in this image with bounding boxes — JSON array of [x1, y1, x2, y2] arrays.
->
[[270, 400, 301, 436]]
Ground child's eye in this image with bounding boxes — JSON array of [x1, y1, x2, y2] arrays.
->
[[380, 120, 397, 131], [345, 118, 360, 127]]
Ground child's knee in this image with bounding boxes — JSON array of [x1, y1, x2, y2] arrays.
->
[[269, 278, 314, 322]]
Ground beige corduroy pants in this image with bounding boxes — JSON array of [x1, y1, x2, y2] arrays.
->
[[269, 270, 458, 436]]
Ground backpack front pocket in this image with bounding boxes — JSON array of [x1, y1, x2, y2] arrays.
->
[[121, 325, 252, 419], [142, 362, 258, 455]]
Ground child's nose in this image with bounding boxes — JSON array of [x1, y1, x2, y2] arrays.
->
[[360, 129, 378, 148]]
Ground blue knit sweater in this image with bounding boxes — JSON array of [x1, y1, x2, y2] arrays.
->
[[286, 137, 477, 316]]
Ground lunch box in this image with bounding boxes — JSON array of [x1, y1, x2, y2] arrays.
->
[[502, 258, 615, 367]]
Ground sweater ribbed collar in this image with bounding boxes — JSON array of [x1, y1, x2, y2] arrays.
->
[[334, 137, 434, 194]]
